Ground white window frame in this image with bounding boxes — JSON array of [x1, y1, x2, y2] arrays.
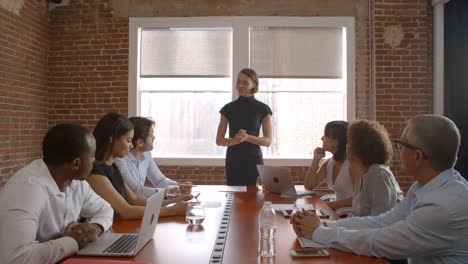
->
[[129, 16, 355, 166]]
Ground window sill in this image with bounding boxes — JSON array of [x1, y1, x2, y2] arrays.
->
[[153, 157, 313, 167]]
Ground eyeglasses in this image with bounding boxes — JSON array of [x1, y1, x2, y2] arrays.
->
[[392, 139, 429, 159]]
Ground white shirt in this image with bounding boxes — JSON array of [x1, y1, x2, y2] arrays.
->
[[0, 159, 114, 264], [313, 168, 468, 264], [325, 159, 353, 200], [115, 151, 177, 197]]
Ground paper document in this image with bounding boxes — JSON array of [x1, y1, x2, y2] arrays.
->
[[217, 186, 247, 192], [271, 204, 314, 211], [298, 237, 327, 248], [202, 201, 222, 208]]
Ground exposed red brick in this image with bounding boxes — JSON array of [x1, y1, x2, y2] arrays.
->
[[1, 0, 433, 192], [0, 0, 49, 178]]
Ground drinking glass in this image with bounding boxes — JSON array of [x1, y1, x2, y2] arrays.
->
[[256, 176, 263, 191], [179, 181, 193, 196], [166, 185, 181, 199], [186, 201, 205, 225]]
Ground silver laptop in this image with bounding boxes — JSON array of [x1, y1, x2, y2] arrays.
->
[[77, 191, 164, 257], [257, 165, 317, 197]]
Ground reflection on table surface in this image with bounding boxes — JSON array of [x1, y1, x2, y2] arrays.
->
[[64, 185, 389, 264]]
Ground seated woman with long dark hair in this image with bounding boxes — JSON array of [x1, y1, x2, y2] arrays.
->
[[304, 121, 358, 209], [87, 113, 186, 220]]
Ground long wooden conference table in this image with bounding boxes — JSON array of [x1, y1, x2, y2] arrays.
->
[[65, 185, 389, 264]]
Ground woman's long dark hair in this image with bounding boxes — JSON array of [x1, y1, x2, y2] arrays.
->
[[93, 113, 134, 162], [324, 121, 349, 161]]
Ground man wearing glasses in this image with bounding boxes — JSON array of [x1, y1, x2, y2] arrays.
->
[[291, 115, 468, 264]]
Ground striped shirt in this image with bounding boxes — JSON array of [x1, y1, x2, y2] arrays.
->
[[352, 163, 403, 216]]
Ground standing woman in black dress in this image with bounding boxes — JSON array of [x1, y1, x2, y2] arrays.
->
[[216, 68, 272, 186]]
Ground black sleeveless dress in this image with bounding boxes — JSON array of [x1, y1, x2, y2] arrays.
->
[[91, 162, 128, 199], [220, 95, 272, 186]]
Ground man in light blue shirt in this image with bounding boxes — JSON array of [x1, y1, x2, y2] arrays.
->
[[115, 117, 177, 197], [291, 115, 468, 264]]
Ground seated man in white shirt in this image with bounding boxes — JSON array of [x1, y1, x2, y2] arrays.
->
[[115, 117, 178, 197], [291, 114, 468, 264], [0, 124, 114, 264]]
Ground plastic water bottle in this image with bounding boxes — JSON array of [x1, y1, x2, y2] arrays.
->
[[258, 201, 276, 257]]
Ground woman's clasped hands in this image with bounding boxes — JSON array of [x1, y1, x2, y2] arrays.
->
[[234, 129, 249, 144]]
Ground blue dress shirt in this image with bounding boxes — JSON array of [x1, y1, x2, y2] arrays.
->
[[115, 152, 177, 197], [313, 168, 468, 264]]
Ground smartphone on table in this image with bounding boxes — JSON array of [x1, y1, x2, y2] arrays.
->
[[290, 248, 330, 257], [281, 210, 293, 218]]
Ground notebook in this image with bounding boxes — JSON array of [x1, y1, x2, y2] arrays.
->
[[257, 165, 317, 197], [77, 191, 164, 257]]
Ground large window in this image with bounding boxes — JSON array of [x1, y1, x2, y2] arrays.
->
[[129, 17, 355, 166]]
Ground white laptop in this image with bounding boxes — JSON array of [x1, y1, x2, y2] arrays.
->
[[257, 165, 317, 197], [77, 191, 164, 257]]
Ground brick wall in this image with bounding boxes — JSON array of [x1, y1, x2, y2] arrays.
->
[[356, 1, 371, 120], [48, 0, 129, 128], [373, 0, 433, 190], [45, 0, 371, 189], [0, 0, 49, 179], [162, 166, 227, 185], [0, 0, 434, 192], [159, 166, 337, 193]]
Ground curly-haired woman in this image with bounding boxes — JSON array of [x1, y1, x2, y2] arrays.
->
[[347, 120, 403, 216]]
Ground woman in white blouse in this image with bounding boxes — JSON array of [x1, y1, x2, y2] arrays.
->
[[347, 120, 403, 216], [304, 121, 358, 209]]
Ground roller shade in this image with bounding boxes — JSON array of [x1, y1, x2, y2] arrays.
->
[[141, 28, 232, 77], [250, 27, 344, 78]]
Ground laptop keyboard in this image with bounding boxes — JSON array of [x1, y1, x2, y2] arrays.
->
[[103, 234, 137, 254]]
